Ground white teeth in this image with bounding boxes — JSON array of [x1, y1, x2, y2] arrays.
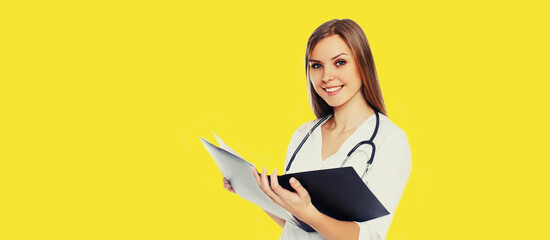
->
[[325, 86, 342, 92]]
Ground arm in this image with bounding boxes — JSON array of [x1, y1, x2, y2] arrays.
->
[[254, 168, 359, 240], [255, 129, 411, 239], [352, 129, 411, 239], [263, 209, 286, 228], [300, 206, 361, 240]]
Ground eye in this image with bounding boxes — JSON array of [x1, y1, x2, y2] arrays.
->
[[311, 63, 323, 69], [336, 60, 346, 66]]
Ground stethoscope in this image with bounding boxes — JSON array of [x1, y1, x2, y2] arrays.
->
[[286, 110, 380, 179]]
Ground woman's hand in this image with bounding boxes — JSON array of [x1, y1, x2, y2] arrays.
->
[[222, 177, 236, 193], [252, 167, 318, 222]]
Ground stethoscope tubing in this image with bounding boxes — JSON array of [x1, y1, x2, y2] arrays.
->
[[286, 110, 380, 177]]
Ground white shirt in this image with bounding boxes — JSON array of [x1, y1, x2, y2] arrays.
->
[[280, 113, 412, 240]]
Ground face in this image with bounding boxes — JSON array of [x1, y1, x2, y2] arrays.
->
[[309, 35, 363, 108]]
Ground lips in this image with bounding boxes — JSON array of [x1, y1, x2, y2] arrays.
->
[[323, 85, 344, 96]]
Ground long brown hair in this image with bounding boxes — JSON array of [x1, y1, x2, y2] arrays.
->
[[305, 19, 387, 118]]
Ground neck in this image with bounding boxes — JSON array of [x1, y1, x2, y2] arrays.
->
[[327, 91, 374, 133]]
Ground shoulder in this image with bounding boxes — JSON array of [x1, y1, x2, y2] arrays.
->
[[374, 113, 412, 170], [376, 113, 409, 146]]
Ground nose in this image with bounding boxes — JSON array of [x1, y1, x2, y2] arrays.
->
[[322, 66, 335, 82]]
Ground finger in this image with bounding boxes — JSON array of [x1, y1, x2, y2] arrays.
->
[[224, 183, 233, 190], [289, 177, 309, 199], [260, 167, 271, 192], [223, 178, 230, 186], [261, 168, 282, 202], [223, 178, 230, 188], [252, 167, 261, 187], [223, 178, 235, 189], [269, 169, 295, 202], [223, 180, 236, 193], [270, 169, 284, 195]]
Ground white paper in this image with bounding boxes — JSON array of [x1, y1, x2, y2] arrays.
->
[[200, 136, 292, 221], [212, 131, 246, 162]]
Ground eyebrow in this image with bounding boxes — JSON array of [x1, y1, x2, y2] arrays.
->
[[309, 53, 348, 62]]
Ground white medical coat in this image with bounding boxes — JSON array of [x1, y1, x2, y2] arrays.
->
[[280, 113, 411, 240]]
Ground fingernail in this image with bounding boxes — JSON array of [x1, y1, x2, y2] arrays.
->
[[262, 167, 266, 173], [290, 177, 296, 184], [273, 169, 278, 175]]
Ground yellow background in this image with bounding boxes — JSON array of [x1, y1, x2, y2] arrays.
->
[[1, 0, 549, 239]]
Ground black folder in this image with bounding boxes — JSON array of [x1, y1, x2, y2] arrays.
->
[[266, 167, 389, 232], [200, 134, 388, 233]]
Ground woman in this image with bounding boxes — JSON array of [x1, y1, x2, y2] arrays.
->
[[224, 19, 411, 240]]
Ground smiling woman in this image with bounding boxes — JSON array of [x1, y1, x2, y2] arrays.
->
[[308, 35, 367, 117], [224, 19, 411, 240], [305, 19, 386, 119]]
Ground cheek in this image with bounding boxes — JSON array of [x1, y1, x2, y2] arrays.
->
[[351, 65, 363, 85], [309, 70, 322, 82], [309, 78, 325, 96], [342, 69, 362, 86], [309, 72, 324, 90], [310, 80, 323, 94]]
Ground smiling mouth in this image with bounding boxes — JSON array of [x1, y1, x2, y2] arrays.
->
[[323, 85, 344, 93]]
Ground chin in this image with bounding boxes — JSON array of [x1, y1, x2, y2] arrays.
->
[[325, 100, 345, 108]]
